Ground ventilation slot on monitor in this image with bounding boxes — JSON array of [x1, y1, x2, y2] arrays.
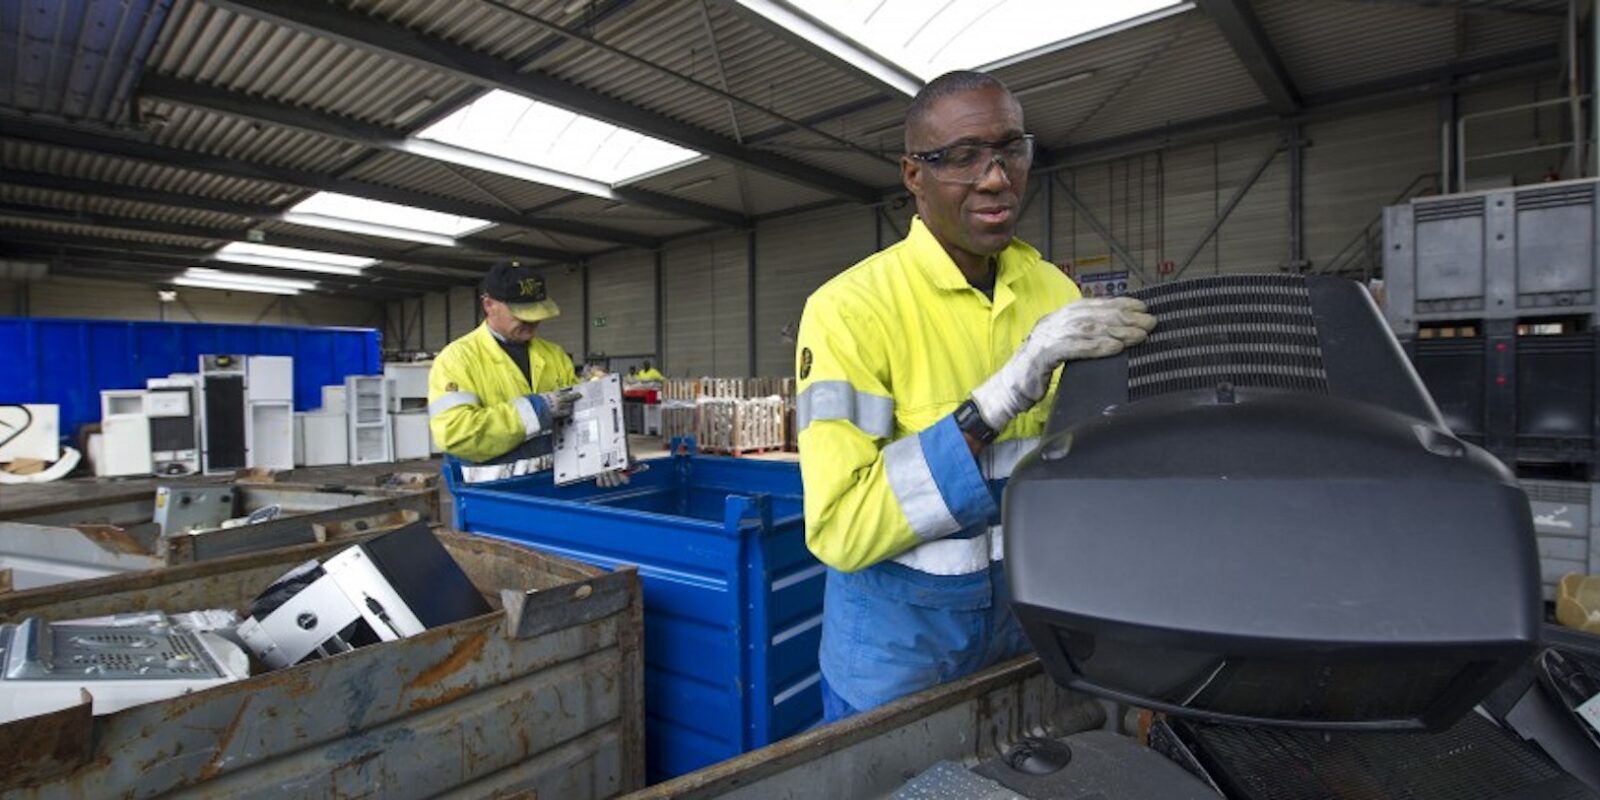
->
[[1128, 274, 1327, 400]]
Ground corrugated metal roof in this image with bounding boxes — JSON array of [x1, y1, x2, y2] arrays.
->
[[1257, 0, 1564, 95], [1051, 13, 1265, 143], [148, 0, 472, 126], [0, 139, 294, 203], [1, 0, 174, 125], [0, 183, 245, 228], [627, 156, 838, 216], [341, 149, 572, 212], [0, 214, 222, 248], [141, 100, 360, 172]]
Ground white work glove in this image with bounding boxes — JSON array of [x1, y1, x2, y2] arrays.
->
[[595, 459, 642, 488], [970, 296, 1155, 433]]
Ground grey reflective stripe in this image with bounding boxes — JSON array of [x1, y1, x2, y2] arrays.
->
[[428, 391, 481, 417], [891, 533, 991, 575], [983, 437, 1040, 481], [796, 381, 895, 438], [883, 434, 962, 542]]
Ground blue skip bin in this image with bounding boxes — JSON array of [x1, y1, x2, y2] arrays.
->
[[446, 441, 822, 782]]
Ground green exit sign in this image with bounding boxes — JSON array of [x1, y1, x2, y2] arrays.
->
[[593, 316, 607, 328]]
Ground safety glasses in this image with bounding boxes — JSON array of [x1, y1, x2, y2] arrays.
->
[[908, 134, 1035, 185]]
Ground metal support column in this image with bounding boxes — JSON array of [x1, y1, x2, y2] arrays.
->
[[1287, 124, 1306, 271], [1043, 176, 1055, 262], [1485, 318, 1518, 463], [1172, 139, 1283, 281], [654, 250, 665, 367], [1053, 174, 1154, 285], [581, 260, 591, 360], [747, 230, 758, 377]]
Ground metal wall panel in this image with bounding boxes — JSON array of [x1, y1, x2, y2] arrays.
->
[[662, 230, 748, 377], [586, 250, 656, 358], [1302, 102, 1440, 277], [753, 205, 875, 377], [532, 264, 584, 359], [423, 290, 448, 351], [448, 285, 478, 341]]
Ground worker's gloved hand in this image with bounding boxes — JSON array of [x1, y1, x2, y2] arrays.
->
[[970, 296, 1155, 432], [528, 388, 581, 430], [594, 459, 643, 488]]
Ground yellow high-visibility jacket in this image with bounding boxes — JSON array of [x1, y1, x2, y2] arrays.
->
[[428, 323, 579, 463], [636, 367, 665, 382], [796, 216, 1079, 574]]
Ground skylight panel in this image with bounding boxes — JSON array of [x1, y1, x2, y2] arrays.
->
[[410, 90, 703, 189], [213, 242, 376, 276], [740, 0, 1187, 90], [283, 193, 493, 246]]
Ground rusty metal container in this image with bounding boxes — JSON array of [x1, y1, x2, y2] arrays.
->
[[0, 481, 439, 590], [0, 530, 645, 799]]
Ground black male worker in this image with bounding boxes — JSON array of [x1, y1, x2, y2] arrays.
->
[[795, 72, 1155, 721], [430, 260, 628, 486]]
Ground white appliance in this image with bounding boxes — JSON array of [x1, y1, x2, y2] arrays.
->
[[383, 363, 430, 414], [246, 356, 294, 470], [98, 389, 151, 478], [297, 411, 350, 467], [346, 375, 391, 465], [0, 616, 249, 724], [145, 375, 201, 476], [0, 404, 60, 463], [320, 385, 347, 414], [391, 412, 430, 461], [199, 355, 247, 474]]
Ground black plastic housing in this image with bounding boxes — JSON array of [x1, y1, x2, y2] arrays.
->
[[1004, 274, 1541, 731]]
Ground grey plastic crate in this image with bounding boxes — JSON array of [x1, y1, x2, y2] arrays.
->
[[1383, 179, 1600, 336], [1521, 479, 1600, 599]]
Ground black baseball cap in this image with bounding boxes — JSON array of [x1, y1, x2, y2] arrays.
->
[[482, 260, 561, 322]]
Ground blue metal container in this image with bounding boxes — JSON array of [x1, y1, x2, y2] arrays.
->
[[446, 443, 823, 782], [0, 316, 380, 437]]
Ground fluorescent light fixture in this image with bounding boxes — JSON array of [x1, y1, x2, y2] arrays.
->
[[283, 193, 492, 245], [213, 242, 375, 276], [412, 90, 702, 188], [735, 0, 922, 97], [182, 267, 318, 292], [173, 278, 300, 296], [746, 1, 1184, 84]]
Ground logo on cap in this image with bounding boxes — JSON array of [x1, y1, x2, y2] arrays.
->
[[518, 278, 543, 299]]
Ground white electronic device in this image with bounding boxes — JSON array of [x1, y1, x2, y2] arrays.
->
[[553, 374, 629, 486], [236, 523, 489, 670], [297, 411, 349, 467], [390, 412, 430, 461], [383, 363, 430, 414], [146, 376, 202, 477], [99, 389, 152, 478], [0, 615, 250, 724]]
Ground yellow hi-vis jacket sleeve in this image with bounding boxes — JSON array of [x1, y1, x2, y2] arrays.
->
[[796, 299, 996, 573], [427, 331, 579, 464]]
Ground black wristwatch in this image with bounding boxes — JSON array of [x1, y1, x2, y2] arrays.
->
[[954, 399, 998, 444]]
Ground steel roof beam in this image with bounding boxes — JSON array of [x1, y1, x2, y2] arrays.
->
[[0, 200, 508, 274], [0, 168, 575, 263], [1194, 0, 1301, 115], [206, 0, 882, 204], [0, 211, 483, 291], [0, 245, 426, 299], [138, 74, 751, 229], [0, 117, 655, 252]]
